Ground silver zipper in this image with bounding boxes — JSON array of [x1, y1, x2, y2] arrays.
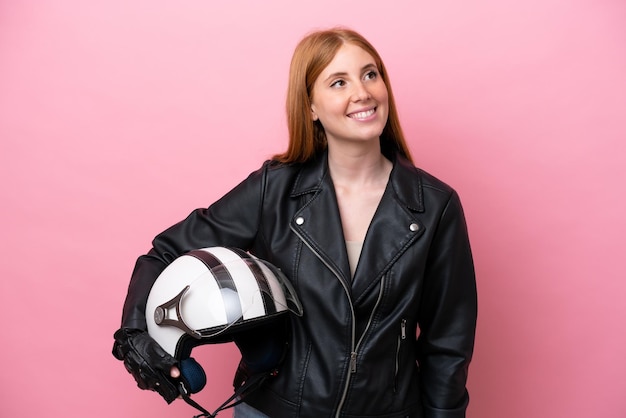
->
[[394, 319, 407, 392], [352, 276, 386, 371], [291, 224, 385, 418], [336, 275, 386, 415], [349, 351, 358, 373]]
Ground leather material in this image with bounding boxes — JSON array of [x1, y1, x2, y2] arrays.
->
[[112, 328, 179, 403], [117, 151, 477, 417]]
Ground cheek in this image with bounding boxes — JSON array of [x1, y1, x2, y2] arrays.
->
[[315, 96, 346, 119], [376, 84, 389, 106]]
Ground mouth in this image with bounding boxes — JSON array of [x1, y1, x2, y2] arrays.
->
[[347, 107, 376, 120]]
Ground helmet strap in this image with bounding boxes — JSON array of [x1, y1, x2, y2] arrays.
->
[[180, 371, 271, 418]]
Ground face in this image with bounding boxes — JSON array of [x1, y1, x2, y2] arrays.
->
[[310, 43, 389, 148]]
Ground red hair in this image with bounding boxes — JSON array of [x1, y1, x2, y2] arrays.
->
[[274, 28, 413, 164]]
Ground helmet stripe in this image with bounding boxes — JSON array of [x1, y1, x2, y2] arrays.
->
[[226, 248, 279, 315], [187, 249, 243, 324], [244, 259, 277, 315]]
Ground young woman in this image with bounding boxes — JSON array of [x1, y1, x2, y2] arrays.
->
[[113, 28, 477, 418]]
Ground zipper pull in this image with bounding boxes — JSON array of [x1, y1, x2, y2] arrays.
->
[[401, 319, 407, 340], [350, 352, 358, 373]]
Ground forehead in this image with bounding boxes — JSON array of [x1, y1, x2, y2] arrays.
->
[[320, 43, 377, 75]]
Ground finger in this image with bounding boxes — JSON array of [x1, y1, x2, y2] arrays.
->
[[170, 366, 180, 379]]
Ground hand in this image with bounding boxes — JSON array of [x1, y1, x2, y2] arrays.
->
[[112, 328, 180, 403]]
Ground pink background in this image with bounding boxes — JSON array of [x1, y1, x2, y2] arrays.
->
[[1, 1, 625, 417]]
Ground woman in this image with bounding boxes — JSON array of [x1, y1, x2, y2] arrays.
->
[[113, 28, 477, 418]]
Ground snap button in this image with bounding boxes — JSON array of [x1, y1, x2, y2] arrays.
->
[[295, 217, 305, 225], [409, 223, 419, 232]]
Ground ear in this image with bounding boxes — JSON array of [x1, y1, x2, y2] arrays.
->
[[310, 104, 318, 121]]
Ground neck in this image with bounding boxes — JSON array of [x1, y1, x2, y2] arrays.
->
[[327, 142, 391, 188]]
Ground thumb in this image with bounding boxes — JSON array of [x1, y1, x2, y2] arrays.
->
[[170, 366, 180, 379]]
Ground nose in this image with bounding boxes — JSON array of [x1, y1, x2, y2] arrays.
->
[[351, 81, 371, 101]]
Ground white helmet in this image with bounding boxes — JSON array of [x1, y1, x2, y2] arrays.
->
[[145, 247, 303, 416]]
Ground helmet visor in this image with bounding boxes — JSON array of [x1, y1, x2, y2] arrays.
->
[[149, 249, 303, 343]]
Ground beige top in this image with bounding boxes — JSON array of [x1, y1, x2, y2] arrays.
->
[[346, 240, 364, 278]]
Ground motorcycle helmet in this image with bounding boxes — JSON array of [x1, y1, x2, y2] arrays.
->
[[145, 247, 303, 417]]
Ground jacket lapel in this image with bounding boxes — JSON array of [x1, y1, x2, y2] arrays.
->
[[350, 156, 426, 303], [289, 153, 426, 302], [290, 154, 352, 287]]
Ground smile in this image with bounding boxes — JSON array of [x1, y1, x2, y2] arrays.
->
[[348, 108, 376, 120]]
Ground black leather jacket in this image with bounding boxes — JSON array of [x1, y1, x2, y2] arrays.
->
[[120, 152, 477, 418]]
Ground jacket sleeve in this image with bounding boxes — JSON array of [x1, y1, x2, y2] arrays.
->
[[119, 162, 269, 330], [416, 190, 477, 418]]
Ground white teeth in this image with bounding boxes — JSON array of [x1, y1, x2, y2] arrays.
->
[[349, 109, 375, 119]]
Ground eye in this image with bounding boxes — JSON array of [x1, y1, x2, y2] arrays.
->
[[364, 70, 378, 81], [330, 79, 346, 88]]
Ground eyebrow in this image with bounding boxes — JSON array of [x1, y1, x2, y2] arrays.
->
[[323, 63, 378, 83]]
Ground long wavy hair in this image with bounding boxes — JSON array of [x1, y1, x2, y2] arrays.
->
[[273, 28, 413, 164]]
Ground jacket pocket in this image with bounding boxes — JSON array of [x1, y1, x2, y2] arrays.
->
[[393, 318, 407, 393]]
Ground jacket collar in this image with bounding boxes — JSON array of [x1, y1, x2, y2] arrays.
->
[[289, 150, 426, 303], [290, 150, 424, 213]]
